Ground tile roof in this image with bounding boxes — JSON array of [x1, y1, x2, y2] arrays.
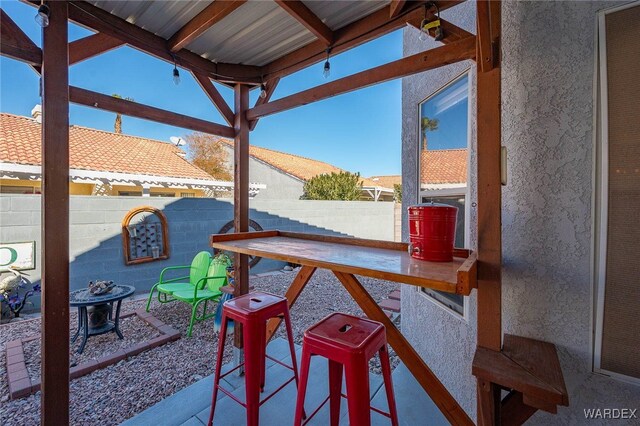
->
[[218, 139, 383, 187], [0, 112, 214, 181], [420, 149, 467, 184], [367, 175, 401, 188]]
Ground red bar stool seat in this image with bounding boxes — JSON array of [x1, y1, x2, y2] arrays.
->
[[208, 291, 301, 426], [294, 313, 399, 426]]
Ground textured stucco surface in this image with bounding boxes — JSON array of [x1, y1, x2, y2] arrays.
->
[[501, 1, 640, 424], [402, 0, 640, 423], [401, 0, 479, 418]]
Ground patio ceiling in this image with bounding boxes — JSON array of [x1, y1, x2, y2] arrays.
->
[[86, 0, 387, 66], [45, 0, 468, 85], [0, 1, 512, 424]]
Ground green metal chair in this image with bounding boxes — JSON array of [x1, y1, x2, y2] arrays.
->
[[146, 251, 229, 336], [173, 256, 230, 337]]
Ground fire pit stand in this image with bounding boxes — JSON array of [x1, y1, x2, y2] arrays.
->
[[69, 284, 135, 354]]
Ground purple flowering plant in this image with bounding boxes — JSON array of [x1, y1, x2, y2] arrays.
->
[[0, 270, 41, 319]]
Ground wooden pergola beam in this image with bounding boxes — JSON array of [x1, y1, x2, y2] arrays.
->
[[261, 0, 464, 80], [274, 0, 333, 45], [248, 36, 476, 120], [0, 8, 41, 65], [69, 86, 235, 138], [249, 77, 280, 131], [192, 71, 235, 126], [476, 0, 496, 72], [62, 1, 260, 84], [168, 0, 246, 52], [389, 0, 407, 17], [40, 2, 70, 424], [475, 0, 502, 354], [475, 1, 502, 424], [232, 84, 250, 349], [69, 32, 124, 65]]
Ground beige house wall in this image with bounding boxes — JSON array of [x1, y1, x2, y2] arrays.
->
[[1, 179, 206, 198]]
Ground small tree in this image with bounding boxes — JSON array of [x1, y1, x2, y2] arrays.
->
[[393, 183, 402, 203], [303, 171, 363, 201], [112, 94, 134, 133], [420, 116, 439, 150], [183, 132, 232, 181]]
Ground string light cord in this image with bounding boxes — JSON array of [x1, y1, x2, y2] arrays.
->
[[67, 2, 428, 83]]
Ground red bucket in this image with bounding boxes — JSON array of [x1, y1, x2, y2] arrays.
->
[[408, 203, 458, 262]]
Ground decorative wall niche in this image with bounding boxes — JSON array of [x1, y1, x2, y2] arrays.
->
[[122, 206, 169, 265]]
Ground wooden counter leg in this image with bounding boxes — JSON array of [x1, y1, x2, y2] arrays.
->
[[265, 266, 317, 343], [333, 272, 473, 426], [477, 378, 500, 426]]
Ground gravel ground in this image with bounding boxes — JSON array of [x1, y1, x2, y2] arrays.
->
[[0, 269, 398, 425], [22, 314, 161, 383]]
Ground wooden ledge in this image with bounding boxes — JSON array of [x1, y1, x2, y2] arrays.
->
[[210, 230, 478, 295], [472, 334, 569, 415]]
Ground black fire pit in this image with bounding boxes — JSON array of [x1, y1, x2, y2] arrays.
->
[[69, 284, 135, 354]]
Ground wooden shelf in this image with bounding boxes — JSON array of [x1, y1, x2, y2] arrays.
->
[[472, 334, 569, 419], [210, 230, 477, 295]]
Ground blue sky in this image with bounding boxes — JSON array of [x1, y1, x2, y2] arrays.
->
[[0, 0, 404, 177]]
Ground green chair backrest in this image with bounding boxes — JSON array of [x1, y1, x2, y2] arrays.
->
[[190, 251, 213, 289], [206, 257, 230, 292]]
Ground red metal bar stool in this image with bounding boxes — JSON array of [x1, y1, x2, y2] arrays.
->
[[208, 291, 301, 426], [294, 313, 399, 426]]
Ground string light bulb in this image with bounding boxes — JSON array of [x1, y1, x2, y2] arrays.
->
[[35, 2, 50, 28], [323, 48, 331, 79], [172, 55, 180, 86], [260, 83, 267, 99]]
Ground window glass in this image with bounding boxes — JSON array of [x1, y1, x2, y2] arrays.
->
[[419, 74, 469, 151], [421, 195, 465, 248], [417, 72, 470, 317]]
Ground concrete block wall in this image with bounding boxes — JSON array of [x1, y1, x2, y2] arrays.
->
[[0, 195, 394, 312]]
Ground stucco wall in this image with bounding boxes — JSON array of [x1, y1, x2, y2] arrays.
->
[[0, 195, 394, 313], [221, 145, 305, 200], [402, 0, 640, 423], [401, 0, 480, 418]]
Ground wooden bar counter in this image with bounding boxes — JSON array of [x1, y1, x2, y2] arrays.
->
[[211, 230, 477, 425]]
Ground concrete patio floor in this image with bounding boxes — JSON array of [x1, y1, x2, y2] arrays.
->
[[121, 338, 449, 426]]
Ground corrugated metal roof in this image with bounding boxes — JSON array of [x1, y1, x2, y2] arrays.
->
[[87, 0, 391, 67], [89, 1, 210, 39], [305, 1, 388, 30], [187, 0, 316, 66]]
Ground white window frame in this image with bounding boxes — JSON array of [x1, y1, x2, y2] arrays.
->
[[592, 0, 640, 386], [416, 70, 472, 321]]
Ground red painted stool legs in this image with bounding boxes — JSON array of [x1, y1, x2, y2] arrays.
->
[[293, 313, 399, 426], [379, 346, 399, 426], [328, 360, 343, 426], [344, 361, 372, 426], [208, 312, 228, 426], [208, 292, 300, 426], [293, 346, 311, 426], [243, 324, 262, 426]]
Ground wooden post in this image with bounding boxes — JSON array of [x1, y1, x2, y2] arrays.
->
[[40, 1, 70, 424], [476, 1, 502, 424], [233, 84, 250, 351]]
